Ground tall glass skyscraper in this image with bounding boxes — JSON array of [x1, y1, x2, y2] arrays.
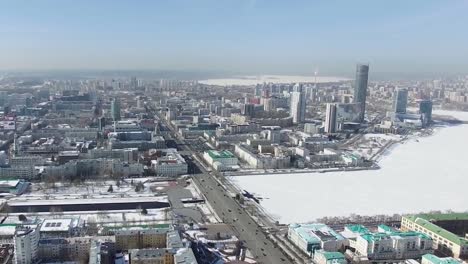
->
[[353, 64, 369, 122], [393, 88, 408, 114], [419, 99, 433, 127], [111, 98, 121, 121]]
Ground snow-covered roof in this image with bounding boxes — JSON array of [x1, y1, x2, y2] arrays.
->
[[0, 224, 16, 236], [40, 219, 73, 232]]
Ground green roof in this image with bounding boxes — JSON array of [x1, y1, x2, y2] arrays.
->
[[206, 150, 235, 159], [346, 224, 370, 234], [320, 251, 345, 260], [378, 224, 394, 233], [361, 231, 431, 243], [422, 254, 462, 264], [415, 213, 468, 221], [404, 214, 468, 246]]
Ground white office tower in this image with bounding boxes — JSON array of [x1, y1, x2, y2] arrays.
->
[[290, 85, 306, 124], [14, 226, 39, 264], [325, 103, 337, 133]]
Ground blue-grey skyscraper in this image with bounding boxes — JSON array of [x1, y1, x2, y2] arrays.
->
[[419, 100, 433, 127], [353, 64, 369, 122], [393, 88, 408, 114], [111, 98, 121, 121], [324, 103, 337, 133]]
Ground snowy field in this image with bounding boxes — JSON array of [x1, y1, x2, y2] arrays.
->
[[352, 133, 403, 160], [199, 75, 350, 86], [232, 110, 468, 223]]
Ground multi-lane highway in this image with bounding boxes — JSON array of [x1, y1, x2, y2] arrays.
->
[[185, 153, 293, 264], [159, 116, 294, 263]]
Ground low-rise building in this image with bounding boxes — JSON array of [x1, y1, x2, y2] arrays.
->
[[203, 150, 238, 171], [40, 218, 76, 238], [354, 225, 433, 260], [151, 149, 188, 177], [313, 250, 346, 264], [87, 148, 137, 163], [401, 213, 468, 259], [0, 179, 30, 195], [421, 253, 463, 264], [115, 227, 169, 251], [129, 248, 174, 264], [234, 144, 290, 169], [174, 248, 198, 264], [0, 166, 35, 180], [288, 223, 346, 256]]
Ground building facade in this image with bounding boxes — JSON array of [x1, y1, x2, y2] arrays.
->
[[393, 88, 408, 114], [290, 89, 306, 124], [401, 214, 468, 259], [353, 64, 369, 122]]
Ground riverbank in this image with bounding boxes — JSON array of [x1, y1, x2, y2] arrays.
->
[[231, 110, 468, 223]]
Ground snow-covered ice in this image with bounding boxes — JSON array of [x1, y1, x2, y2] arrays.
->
[[232, 110, 468, 223]]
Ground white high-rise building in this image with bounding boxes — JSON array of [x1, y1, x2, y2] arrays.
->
[[290, 86, 306, 124], [325, 103, 337, 133], [14, 226, 39, 264]]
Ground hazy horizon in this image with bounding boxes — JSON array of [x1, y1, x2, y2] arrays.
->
[[2, 0, 468, 76]]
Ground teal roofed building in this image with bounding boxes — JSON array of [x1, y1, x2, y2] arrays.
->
[[402, 213, 468, 259], [288, 223, 346, 256], [203, 150, 238, 172], [421, 254, 463, 264], [313, 250, 346, 264], [354, 227, 433, 261], [340, 224, 371, 249]]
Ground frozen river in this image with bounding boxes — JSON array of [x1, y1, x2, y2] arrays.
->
[[232, 110, 468, 224]]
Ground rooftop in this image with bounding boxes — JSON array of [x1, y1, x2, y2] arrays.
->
[[130, 248, 171, 259], [40, 219, 73, 232], [206, 150, 235, 159], [345, 224, 370, 235], [174, 248, 197, 264], [360, 230, 431, 243], [422, 254, 462, 264], [315, 250, 345, 260], [404, 214, 468, 246], [289, 223, 345, 244]]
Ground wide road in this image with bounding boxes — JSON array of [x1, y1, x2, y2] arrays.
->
[[185, 153, 293, 264], [158, 118, 294, 263]]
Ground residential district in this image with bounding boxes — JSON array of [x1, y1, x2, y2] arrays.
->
[[0, 67, 466, 264]]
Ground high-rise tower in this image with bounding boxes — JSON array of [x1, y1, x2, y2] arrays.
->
[[353, 64, 369, 122], [111, 98, 121, 121], [393, 88, 408, 114], [324, 103, 337, 133], [290, 84, 306, 124]]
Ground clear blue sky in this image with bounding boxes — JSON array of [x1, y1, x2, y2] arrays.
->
[[1, 0, 468, 75]]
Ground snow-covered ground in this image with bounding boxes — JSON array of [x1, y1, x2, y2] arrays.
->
[[352, 133, 403, 160], [232, 110, 468, 223], [199, 75, 350, 86]]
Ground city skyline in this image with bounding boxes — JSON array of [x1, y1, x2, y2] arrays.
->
[[1, 0, 468, 76]]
